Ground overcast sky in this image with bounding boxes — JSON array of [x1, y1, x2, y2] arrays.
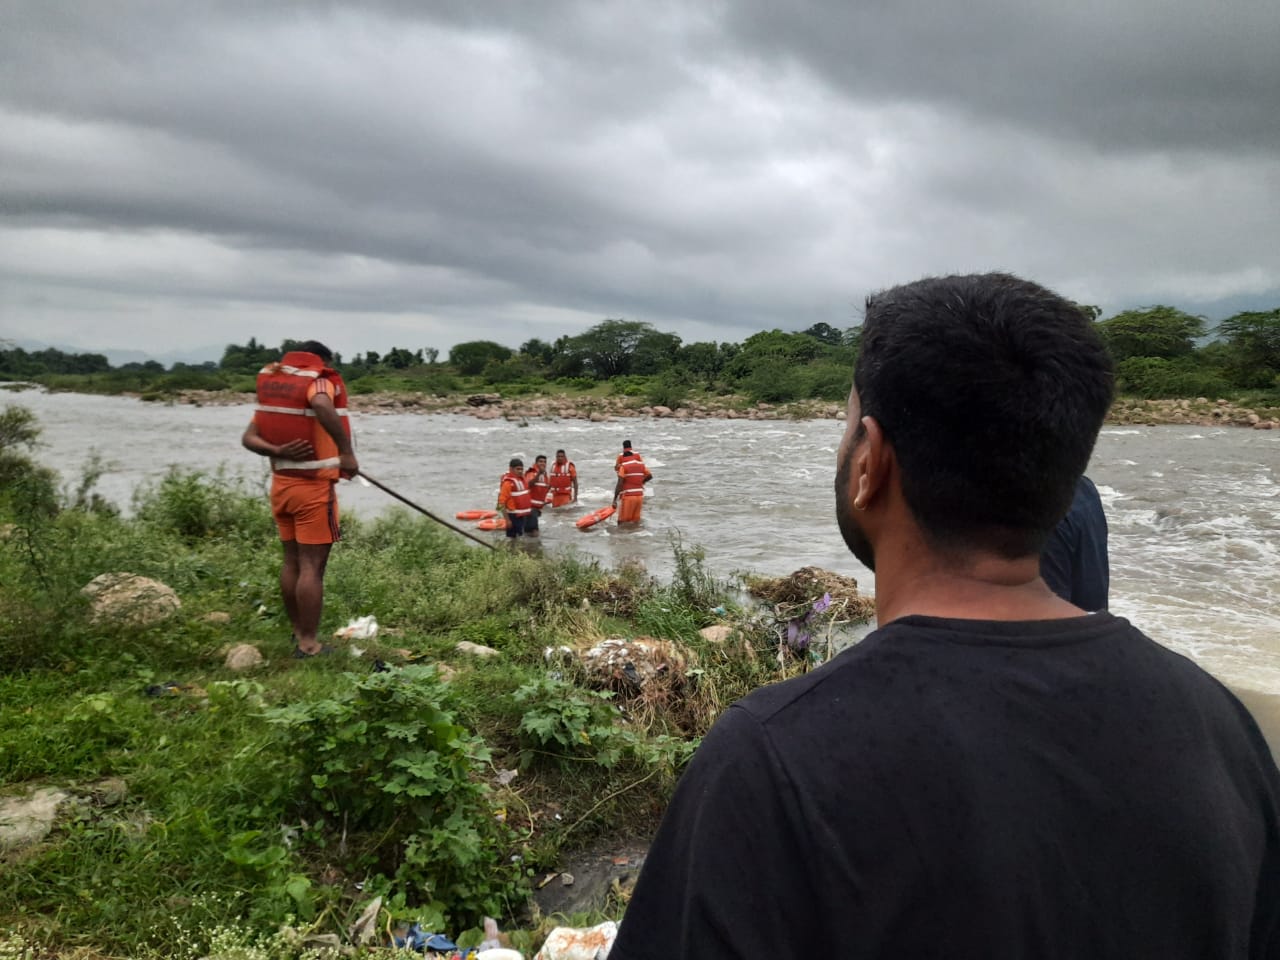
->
[[2, 0, 1278, 363]]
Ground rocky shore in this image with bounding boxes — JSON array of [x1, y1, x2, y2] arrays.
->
[[172, 388, 1280, 429]]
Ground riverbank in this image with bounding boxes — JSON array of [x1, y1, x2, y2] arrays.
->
[[170, 387, 1280, 428]]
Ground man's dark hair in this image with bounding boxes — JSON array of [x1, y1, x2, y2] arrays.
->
[[556, 449, 566, 456], [509, 457, 523, 468], [854, 273, 1114, 558], [622, 440, 632, 449], [298, 340, 334, 363]]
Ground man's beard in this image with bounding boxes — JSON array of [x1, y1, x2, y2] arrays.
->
[[835, 447, 876, 572]]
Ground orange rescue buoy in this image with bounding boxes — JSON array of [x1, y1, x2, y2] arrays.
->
[[476, 516, 509, 531], [575, 506, 616, 530], [456, 509, 498, 520]]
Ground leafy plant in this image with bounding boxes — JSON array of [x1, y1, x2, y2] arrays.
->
[[512, 676, 622, 767], [265, 665, 525, 927]]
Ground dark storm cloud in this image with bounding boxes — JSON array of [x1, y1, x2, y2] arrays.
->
[[722, 0, 1280, 152], [0, 0, 1278, 357]]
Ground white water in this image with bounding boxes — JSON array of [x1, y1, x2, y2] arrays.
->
[[9, 387, 1280, 694]]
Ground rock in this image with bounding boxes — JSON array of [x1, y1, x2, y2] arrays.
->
[[224, 643, 264, 671], [1247, 413, 1261, 424], [651, 405, 672, 417], [578, 637, 689, 694], [1255, 420, 1275, 430], [431, 662, 458, 682], [456, 641, 500, 658], [466, 393, 503, 407], [89, 777, 128, 807], [81, 573, 181, 627], [0, 523, 15, 541], [202, 611, 232, 625], [534, 921, 619, 960], [0, 787, 70, 853], [698, 624, 736, 643], [588, 412, 608, 422]]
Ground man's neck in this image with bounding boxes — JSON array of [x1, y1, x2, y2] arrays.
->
[[873, 549, 1081, 625]]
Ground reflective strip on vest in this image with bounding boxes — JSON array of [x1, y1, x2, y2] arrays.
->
[[271, 456, 342, 471], [256, 405, 349, 417]]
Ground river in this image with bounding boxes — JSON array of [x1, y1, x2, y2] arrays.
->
[[7, 387, 1279, 699]]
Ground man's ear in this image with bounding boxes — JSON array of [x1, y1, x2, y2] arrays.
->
[[852, 415, 890, 510]]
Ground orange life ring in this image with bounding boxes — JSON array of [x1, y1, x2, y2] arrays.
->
[[575, 506, 616, 530], [456, 509, 498, 520], [477, 516, 509, 531]]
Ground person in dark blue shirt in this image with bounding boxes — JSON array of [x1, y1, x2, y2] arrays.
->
[[1041, 474, 1110, 610]]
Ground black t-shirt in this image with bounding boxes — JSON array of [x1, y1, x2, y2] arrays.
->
[[1041, 475, 1110, 611], [611, 614, 1280, 960]]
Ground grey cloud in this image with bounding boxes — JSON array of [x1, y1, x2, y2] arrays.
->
[[1, 0, 1278, 357]]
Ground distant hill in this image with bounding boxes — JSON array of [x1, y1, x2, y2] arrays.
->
[[2, 337, 222, 368]]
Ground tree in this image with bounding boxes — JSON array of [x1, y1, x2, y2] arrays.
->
[[631, 330, 682, 376], [1095, 306, 1204, 362], [520, 339, 554, 365], [449, 340, 512, 375], [679, 341, 725, 387], [1216, 308, 1280, 387], [800, 322, 842, 346], [563, 319, 668, 379]]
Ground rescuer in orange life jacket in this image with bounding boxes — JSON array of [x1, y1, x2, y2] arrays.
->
[[548, 448, 578, 508], [241, 341, 358, 657], [524, 454, 550, 537], [613, 439, 653, 524], [497, 457, 534, 539]]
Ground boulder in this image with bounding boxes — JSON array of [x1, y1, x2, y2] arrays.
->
[[456, 641, 500, 659], [202, 611, 232, 625], [0, 787, 70, 854], [81, 573, 180, 627], [466, 393, 503, 407], [224, 643, 264, 671], [698, 624, 736, 643]]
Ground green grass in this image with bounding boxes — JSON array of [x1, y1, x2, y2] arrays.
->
[[0, 456, 838, 958]]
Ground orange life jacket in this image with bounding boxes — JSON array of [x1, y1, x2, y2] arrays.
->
[[525, 467, 550, 508], [255, 351, 351, 479], [500, 472, 533, 515], [618, 455, 649, 496], [549, 461, 576, 492]]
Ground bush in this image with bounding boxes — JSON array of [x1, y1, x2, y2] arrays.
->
[[645, 371, 690, 409], [0, 405, 59, 519], [132, 467, 272, 542], [741, 358, 807, 403], [265, 665, 526, 928], [1115, 357, 1230, 399]]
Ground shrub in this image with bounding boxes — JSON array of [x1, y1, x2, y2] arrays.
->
[[133, 467, 272, 542], [1115, 357, 1230, 399], [265, 665, 526, 928]]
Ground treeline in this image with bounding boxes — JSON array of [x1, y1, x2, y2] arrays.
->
[[3, 306, 1278, 403]]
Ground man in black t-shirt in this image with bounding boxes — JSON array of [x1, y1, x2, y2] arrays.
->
[[611, 274, 1280, 960], [1042, 474, 1110, 610]]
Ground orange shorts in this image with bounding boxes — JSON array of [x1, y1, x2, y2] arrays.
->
[[271, 475, 340, 544], [618, 494, 644, 523]]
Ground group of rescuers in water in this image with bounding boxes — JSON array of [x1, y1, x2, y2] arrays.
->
[[495, 439, 653, 538], [242, 271, 1280, 958]]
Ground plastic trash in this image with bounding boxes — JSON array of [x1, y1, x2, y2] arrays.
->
[[333, 614, 378, 640], [533, 921, 618, 960], [389, 923, 457, 953]]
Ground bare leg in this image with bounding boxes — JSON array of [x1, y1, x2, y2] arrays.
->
[[292, 541, 333, 654], [280, 540, 301, 635]]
